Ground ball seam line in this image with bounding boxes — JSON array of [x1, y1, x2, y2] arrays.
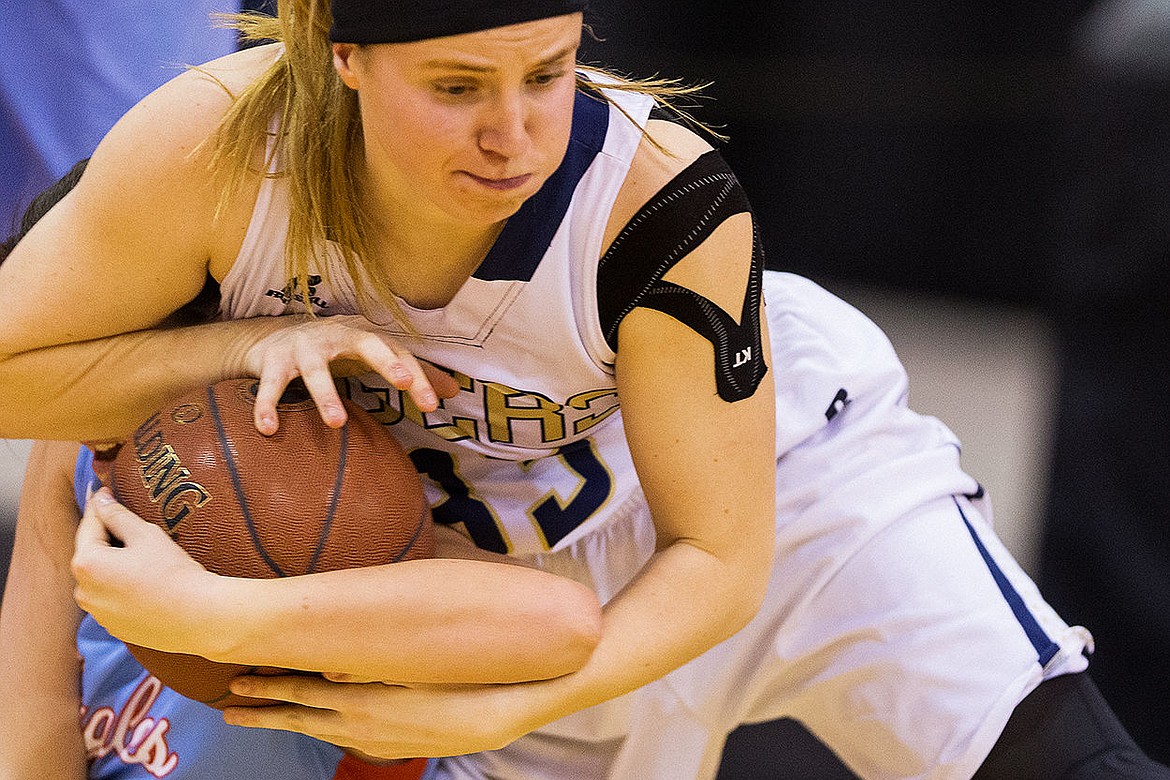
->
[[207, 385, 287, 578]]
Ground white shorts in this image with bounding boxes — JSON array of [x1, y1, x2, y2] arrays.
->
[[424, 274, 1090, 780]]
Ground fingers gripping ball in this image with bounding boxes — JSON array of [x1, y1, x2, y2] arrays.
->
[[108, 378, 433, 709]]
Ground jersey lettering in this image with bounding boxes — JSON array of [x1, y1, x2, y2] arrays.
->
[[409, 448, 508, 553], [82, 675, 180, 777], [340, 375, 621, 448], [568, 389, 620, 435], [346, 378, 481, 442], [483, 382, 565, 444], [410, 442, 614, 553], [524, 440, 614, 548]]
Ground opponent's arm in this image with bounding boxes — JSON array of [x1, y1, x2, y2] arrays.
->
[[0, 441, 88, 779], [0, 46, 443, 442], [73, 491, 602, 683], [0, 51, 269, 441]]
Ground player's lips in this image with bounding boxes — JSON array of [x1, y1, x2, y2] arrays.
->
[[462, 172, 534, 191]]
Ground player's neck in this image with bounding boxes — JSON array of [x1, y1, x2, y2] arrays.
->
[[358, 162, 511, 309], [368, 213, 505, 311]]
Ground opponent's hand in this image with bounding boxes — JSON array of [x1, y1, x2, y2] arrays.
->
[[242, 314, 460, 435], [71, 488, 212, 652], [222, 674, 540, 760]]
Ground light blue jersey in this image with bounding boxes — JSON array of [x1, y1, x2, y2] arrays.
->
[[73, 447, 349, 779]]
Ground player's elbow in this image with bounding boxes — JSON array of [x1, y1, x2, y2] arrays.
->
[[530, 580, 603, 678], [736, 543, 775, 624], [705, 538, 775, 643], [561, 583, 604, 666], [728, 566, 770, 636]]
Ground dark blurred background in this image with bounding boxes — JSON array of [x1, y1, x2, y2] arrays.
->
[[579, 0, 1093, 303]]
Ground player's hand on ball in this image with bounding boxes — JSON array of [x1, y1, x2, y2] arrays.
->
[[72, 488, 211, 652], [241, 314, 459, 435], [223, 675, 533, 760]]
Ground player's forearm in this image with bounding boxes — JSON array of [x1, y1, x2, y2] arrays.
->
[[0, 597, 87, 779], [0, 444, 88, 779], [0, 686, 88, 780], [502, 538, 771, 732], [193, 557, 603, 683], [0, 317, 290, 441]]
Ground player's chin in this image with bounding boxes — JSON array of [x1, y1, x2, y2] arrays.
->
[[456, 199, 529, 228]]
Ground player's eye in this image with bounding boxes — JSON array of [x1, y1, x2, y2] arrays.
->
[[530, 70, 566, 87], [435, 82, 476, 97]]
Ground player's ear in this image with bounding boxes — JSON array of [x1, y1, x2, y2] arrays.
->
[[332, 43, 362, 90]]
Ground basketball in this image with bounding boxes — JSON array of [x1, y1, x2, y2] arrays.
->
[[107, 377, 433, 709]]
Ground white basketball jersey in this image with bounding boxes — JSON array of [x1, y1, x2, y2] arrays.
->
[[223, 85, 682, 556], [220, 81, 1091, 780]]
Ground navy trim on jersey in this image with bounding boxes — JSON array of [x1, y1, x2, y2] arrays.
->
[[954, 496, 1061, 667], [475, 89, 610, 282]]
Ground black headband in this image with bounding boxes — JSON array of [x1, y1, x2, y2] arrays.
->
[[330, 0, 588, 44]]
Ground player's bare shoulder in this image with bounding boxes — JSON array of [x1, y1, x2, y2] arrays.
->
[[72, 44, 282, 278], [89, 44, 281, 174], [603, 120, 714, 250], [191, 41, 285, 94], [600, 117, 757, 340]]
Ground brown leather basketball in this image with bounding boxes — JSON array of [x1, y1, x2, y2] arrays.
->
[[108, 377, 433, 709]]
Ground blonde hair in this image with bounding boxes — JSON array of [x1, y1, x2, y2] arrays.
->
[[204, 2, 718, 317]]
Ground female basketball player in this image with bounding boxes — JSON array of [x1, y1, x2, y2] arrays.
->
[[0, 164, 596, 779], [0, 1, 1165, 778]]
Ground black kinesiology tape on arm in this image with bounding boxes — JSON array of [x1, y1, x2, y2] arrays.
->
[[597, 150, 767, 402]]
